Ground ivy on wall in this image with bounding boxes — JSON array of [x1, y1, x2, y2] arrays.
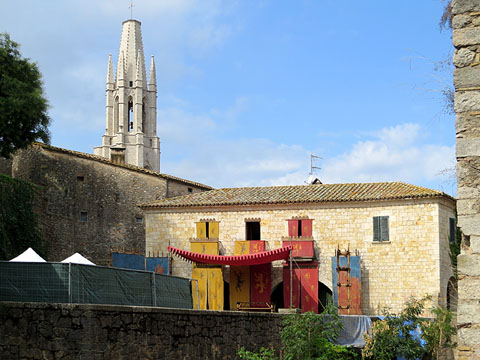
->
[[0, 174, 46, 260]]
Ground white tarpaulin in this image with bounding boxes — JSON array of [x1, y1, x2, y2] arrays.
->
[[9, 247, 46, 262], [61, 252, 95, 265]]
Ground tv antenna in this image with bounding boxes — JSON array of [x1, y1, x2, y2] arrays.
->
[[310, 154, 322, 175]]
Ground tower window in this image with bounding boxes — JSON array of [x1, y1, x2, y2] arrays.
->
[[128, 99, 133, 132], [80, 212, 88, 222], [188, 187, 193, 193], [136, 217, 143, 224], [129, 81, 133, 87], [76, 175, 84, 182]]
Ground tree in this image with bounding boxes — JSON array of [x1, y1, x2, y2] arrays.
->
[[0, 33, 50, 158]]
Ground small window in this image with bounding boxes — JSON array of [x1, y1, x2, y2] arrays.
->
[[246, 221, 261, 240], [188, 187, 193, 193], [196, 221, 219, 239], [287, 219, 312, 237], [129, 81, 133, 87], [80, 212, 88, 222], [77, 175, 84, 182], [136, 217, 143, 224], [373, 216, 389, 242], [449, 218, 456, 243]]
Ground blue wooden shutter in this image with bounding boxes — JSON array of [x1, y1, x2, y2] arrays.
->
[[373, 217, 380, 241], [380, 216, 389, 242]]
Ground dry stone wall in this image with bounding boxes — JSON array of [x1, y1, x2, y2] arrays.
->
[[146, 198, 455, 315], [454, 0, 480, 358], [0, 302, 283, 360]]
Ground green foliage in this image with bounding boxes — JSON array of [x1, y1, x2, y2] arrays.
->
[[281, 304, 358, 360], [421, 306, 457, 359], [363, 297, 456, 360], [0, 33, 50, 158], [0, 174, 46, 260], [237, 347, 277, 360], [237, 303, 359, 360]]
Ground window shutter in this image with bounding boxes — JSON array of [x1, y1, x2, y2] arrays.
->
[[449, 218, 456, 243], [288, 219, 299, 237], [373, 217, 380, 242], [380, 216, 389, 242], [209, 222, 219, 239], [196, 222, 206, 239], [301, 219, 312, 237]]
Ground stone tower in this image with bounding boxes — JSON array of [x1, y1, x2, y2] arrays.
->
[[94, 19, 160, 172]]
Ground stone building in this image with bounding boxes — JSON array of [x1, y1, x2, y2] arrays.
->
[[453, 0, 480, 356], [2, 143, 211, 264], [141, 182, 455, 314], [94, 19, 160, 172]]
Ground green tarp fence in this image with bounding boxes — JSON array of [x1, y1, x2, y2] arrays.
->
[[0, 262, 192, 309]]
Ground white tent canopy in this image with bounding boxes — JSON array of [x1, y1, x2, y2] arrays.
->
[[9, 247, 46, 262], [61, 252, 95, 266]]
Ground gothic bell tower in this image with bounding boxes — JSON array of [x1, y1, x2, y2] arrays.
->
[[94, 19, 160, 172]]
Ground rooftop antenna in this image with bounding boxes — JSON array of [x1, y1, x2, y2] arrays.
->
[[306, 154, 322, 185], [310, 153, 322, 175], [129, 0, 135, 19]]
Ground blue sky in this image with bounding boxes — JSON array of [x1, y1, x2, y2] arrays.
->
[[0, 0, 456, 194]]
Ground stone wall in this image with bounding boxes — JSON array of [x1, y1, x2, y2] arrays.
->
[[453, 0, 480, 357], [0, 302, 283, 360], [145, 198, 455, 315], [11, 144, 211, 264]]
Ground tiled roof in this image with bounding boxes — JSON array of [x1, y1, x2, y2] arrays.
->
[[140, 182, 455, 209], [32, 143, 213, 190]]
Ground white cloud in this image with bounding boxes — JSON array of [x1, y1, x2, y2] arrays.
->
[[319, 123, 455, 188]]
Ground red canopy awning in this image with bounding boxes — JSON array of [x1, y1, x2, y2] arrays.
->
[[168, 245, 292, 266]]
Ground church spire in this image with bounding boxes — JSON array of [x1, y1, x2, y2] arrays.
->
[[106, 53, 114, 87], [116, 51, 125, 83], [94, 19, 160, 172], [149, 55, 156, 91]]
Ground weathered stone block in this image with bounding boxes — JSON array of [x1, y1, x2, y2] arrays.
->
[[455, 67, 480, 89], [458, 254, 480, 276], [457, 138, 480, 157], [457, 198, 480, 215], [459, 277, 480, 299], [454, 48, 476, 67], [456, 91, 480, 112], [453, 14, 472, 29], [458, 301, 480, 323], [470, 235, 480, 253], [458, 327, 480, 349], [454, 28, 480, 47], [453, 0, 480, 15]]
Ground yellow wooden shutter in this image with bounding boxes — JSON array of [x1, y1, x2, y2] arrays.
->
[[196, 222, 207, 239], [234, 241, 250, 255], [192, 267, 208, 310], [208, 268, 224, 311], [191, 242, 218, 255], [209, 222, 219, 239]]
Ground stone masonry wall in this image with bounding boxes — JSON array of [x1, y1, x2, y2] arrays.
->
[[145, 198, 455, 315], [453, 0, 480, 357], [11, 144, 210, 264], [0, 302, 283, 360]]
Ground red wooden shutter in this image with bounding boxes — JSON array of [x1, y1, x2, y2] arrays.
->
[[301, 219, 312, 237], [288, 219, 299, 237]]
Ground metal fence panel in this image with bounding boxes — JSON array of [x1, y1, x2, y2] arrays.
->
[[0, 262, 69, 303], [155, 273, 192, 309]]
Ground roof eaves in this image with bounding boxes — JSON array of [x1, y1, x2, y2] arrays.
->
[[33, 142, 213, 190]]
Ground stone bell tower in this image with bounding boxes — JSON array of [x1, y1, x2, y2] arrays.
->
[[94, 19, 160, 172]]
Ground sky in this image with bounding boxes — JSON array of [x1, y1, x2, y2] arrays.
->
[[0, 0, 457, 194]]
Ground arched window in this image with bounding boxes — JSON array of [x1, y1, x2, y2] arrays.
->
[[142, 98, 147, 134], [114, 96, 119, 133], [128, 97, 133, 132]]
